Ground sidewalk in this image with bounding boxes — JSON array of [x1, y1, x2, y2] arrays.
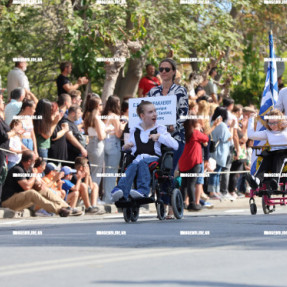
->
[[0, 197, 259, 219]]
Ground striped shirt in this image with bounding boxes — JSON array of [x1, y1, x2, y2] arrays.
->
[[147, 84, 188, 143]]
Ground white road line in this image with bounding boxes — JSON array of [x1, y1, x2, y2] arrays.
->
[[0, 248, 219, 276]]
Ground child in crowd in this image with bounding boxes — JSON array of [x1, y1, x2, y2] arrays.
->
[[111, 100, 178, 202], [61, 165, 101, 214], [42, 163, 66, 199], [8, 119, 28, 170], [71, 157, 101, 211], [178, 116, 209, 211]]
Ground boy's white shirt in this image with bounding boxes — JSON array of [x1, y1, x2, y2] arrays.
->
[[127, 122, 179, 163]]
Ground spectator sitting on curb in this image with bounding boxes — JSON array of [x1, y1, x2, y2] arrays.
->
[[42, 163, 66, 199], [72, 157, 102, 212], [1, 150, 77, 217], [61, 166, 101, 214]]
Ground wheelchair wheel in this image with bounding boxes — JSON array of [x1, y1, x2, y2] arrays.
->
[[131, 207, 140, 222], [123, 208, 132, 223], [171, 188, 184, 219], [262, 196, 270, 214], [250, 203, 257, 215], [156, 200, 166, 220]]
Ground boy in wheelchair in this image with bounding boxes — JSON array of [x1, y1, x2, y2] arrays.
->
[[247, 109, 287, 190], [111, 100, 178, 202]]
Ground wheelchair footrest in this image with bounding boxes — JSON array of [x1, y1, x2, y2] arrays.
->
[[115, 196, 155, 208]]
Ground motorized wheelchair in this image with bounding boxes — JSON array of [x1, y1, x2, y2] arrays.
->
[[249, 145, 287, 215], [114, 147, 184, 223]]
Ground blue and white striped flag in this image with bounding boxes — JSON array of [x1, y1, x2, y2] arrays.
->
[[250, 31, 279, 175]]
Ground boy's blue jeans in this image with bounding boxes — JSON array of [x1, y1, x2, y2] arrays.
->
[[117, 156, 159, 199]]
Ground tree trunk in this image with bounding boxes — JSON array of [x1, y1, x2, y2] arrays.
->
[[101, 40, 142, 104], [117, 56, 145, 100]]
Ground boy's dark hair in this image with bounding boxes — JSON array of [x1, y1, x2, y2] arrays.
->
[[68, 105, 80, 115], [58, 93, 71, 107], [10, 88, 24, 100], [75, 156, 88, 170], [121, 101, 129, 114], [211, 106, 228, 123], [146, 64, 153, 69], [60, 61, 72, 72], [21, 150, 34, 163], [34, 157, 46, 168], [222, 98, 234, 108], [136, 100, 153, 117]]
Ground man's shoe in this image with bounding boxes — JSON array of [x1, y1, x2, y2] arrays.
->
[[246, 174, 260, 189], [69, 208, 82, 216], [85, 206, 104, 214], [187, 203, 202, 211], [111, 188, 123, 202], [59, 208, 70, 217]]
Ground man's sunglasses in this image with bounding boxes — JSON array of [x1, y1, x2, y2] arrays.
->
[[159, 67, 171, 73]]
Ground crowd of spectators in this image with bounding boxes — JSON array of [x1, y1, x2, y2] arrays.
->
[[0, 56, 286, 218]]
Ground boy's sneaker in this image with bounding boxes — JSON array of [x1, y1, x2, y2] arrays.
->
[[130, 189, 144, 199], [199, 199, 214, 209], [203, 201, 214, 209], [246, 174, 260, 189], [111, 188, 123, 202]]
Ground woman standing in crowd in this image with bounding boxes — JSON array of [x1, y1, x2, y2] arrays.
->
[[84, 96, 106, 199], [102, 95, 125, 204], [33, 99, 61, 159], [148, 59, 188, 217], [148, 58, 189, 171], [208, 107, 234, 199], [17, 99, 38, 157]]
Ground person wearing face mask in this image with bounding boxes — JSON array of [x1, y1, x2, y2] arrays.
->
[[246, 109, 287, 190], [7, 57, 30, 98]]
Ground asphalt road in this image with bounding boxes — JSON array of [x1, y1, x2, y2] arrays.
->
[[1, 207, 287, 287]]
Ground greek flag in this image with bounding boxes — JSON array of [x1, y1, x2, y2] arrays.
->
[[250, 31, 279, 175]]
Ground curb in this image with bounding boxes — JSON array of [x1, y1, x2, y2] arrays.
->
[[0, 198, 262, 219]]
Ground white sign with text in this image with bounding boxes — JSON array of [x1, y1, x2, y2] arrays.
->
[[128, 96, 177, 128]]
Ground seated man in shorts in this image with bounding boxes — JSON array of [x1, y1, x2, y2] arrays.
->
[[111, 100, 178, 202]]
